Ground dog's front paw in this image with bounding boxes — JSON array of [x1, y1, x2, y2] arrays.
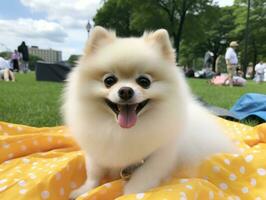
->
[[69, 180, 98, 200], [124, 177, 160, 195], [123, 181, 150, 195], [124, 183, 141, 195]]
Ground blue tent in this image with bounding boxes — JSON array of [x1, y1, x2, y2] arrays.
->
[[230, 93, 266, 121]]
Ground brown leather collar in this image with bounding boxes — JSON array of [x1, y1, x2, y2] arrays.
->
[[120, 160, 145, 180]]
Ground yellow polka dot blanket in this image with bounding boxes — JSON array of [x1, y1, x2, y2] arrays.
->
[[0, 118, 265, 200]]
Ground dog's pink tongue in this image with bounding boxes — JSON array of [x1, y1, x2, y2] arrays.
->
[[118, 105, 137, 128]]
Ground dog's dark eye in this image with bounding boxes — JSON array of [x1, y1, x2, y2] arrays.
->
[[104, 75, 117, 88], [136, 76, 151, 89]]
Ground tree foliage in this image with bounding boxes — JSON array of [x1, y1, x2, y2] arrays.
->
[[94, 0, 266, 70], [233, 0, 266, 67], [29, 55, 43, 71], [94, 0, 135, 37], [0, 51, 12, 59], [180, 5, 236, 70], [67, 54, 81, 67], [94, 0, 213, 60]]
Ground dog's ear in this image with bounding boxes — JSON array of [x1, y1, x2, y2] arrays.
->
[[144, 29, 175, 62], [84, 26, 116, 55]]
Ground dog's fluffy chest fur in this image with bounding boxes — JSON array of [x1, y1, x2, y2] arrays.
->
[[76, 117, 181, 168]]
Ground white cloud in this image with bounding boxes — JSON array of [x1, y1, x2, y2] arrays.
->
[[0, 18, 88, 60], [20, 0, 101, 29], [0, 18, 67, 43], [0, 0, 102, 60], [5, 0, 103, 59]]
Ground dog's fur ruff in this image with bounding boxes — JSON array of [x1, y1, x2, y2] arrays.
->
[[62, 26, 237, 198]]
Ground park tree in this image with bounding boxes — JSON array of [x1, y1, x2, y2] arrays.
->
[[130, 0, 214, 61], [94, 0, 266, 71], [180, 5, 236, 71], [94, 0, 135, 37], [94, 0, 213, 61], [0, 51, 12, 59], [233, 0, 266, 70], [199, 6, 236, 71], [28, 55, 43, 71], [67, 54, 81, 67]]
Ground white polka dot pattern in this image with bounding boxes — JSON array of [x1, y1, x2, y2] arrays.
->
[[136, 193, 145, 199], [0, 120, 265, 199]]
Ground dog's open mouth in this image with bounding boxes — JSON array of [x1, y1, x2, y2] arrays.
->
[[105, 99, 149, 129]]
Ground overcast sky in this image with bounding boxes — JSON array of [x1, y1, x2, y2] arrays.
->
[[0, 0, 234, 60]]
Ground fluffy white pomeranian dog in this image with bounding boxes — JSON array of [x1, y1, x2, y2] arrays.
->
[[62, 26, 237, 199]]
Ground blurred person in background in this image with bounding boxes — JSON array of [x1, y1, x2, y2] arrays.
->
[[254, 61, 266, 83], [225, 41, 239, 87], [0, 57, 15, 81], [18, 41, 29, 73], [11, 50, 20, 72]]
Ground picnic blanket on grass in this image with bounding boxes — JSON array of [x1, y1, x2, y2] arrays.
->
[[230, 93, 266, 121], [0, 119, 265, 200]]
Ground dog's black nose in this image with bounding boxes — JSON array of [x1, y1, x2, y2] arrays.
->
[[118, 87, 134, 100]]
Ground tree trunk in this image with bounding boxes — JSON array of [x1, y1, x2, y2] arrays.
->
[[212, 53, 218, 72], [174, 11, 187, 62], [212, 44, 220, 72], [252, 40, 258, 79], [173, 34, 180, 62]]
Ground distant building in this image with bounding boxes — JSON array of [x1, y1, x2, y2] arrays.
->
[[29, 46, 62, 63]]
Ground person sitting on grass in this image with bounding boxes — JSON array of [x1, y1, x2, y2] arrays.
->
[[210, 74, 246, 87], [0, 57, 15, 82]]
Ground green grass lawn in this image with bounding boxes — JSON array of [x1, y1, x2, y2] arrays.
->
[[0, 73, 63, 127], [188, 78, 266, 109], [0, 73, 265, 127]]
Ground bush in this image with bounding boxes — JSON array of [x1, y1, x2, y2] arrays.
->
[[0, 51, 12, 59], [67, 54, 81, 67], [29, 55, 43, 71]]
